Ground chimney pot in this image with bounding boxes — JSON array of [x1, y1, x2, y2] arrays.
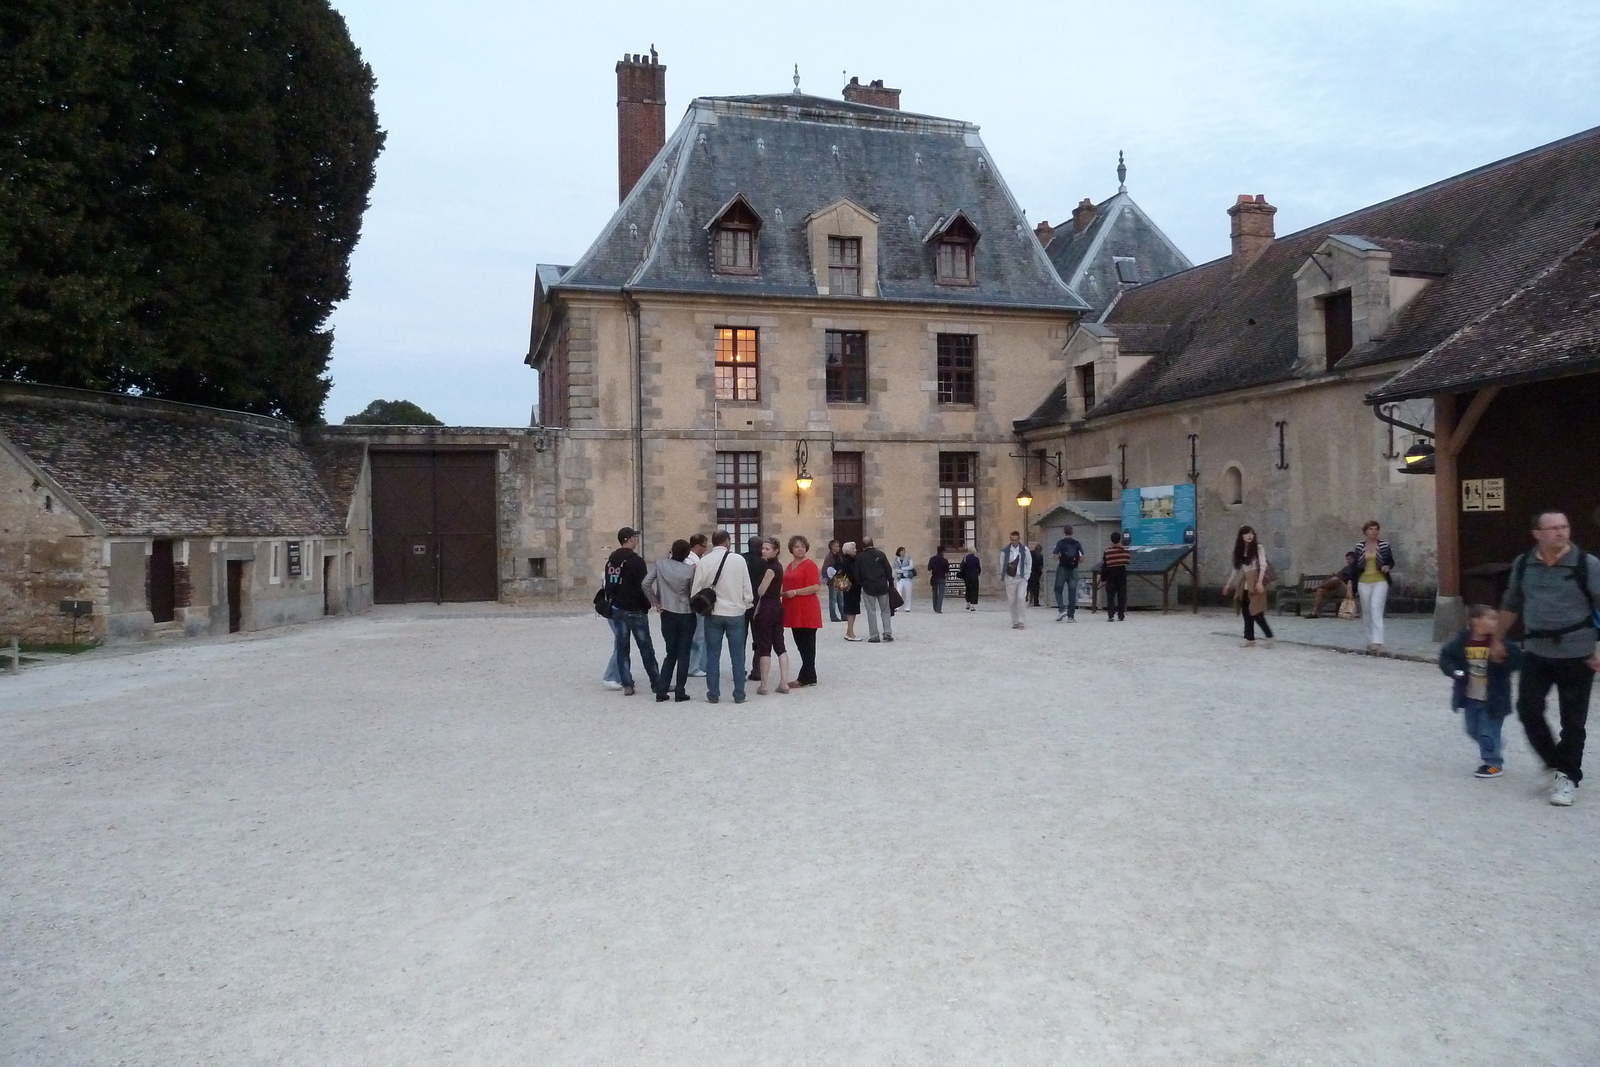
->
[[1034, 219, 1055, 244], [1227, 193, 1277, 276], [1071, 197, 1098, 234], [841, 77, 901, 109], [616, 51, 667, 203]]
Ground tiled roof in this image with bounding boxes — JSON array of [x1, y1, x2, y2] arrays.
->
[[303, 439, 367, 524], [0, 385, 347, 537], [553, 93, 1087, 312], [1043, 193, 1193, 315], [1085, 125, 1600, 419], [1371, 227, 1600, 401]]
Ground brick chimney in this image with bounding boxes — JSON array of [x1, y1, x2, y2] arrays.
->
[[1227, 193, 1277, 276], [1034, 219, 1055, 245], [616, 48, 666, 203], [1071, 198, 1097, 235], [842, 77, 901, 110]]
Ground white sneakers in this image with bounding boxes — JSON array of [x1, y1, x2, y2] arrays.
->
[[1551, 772, 1577, 806]]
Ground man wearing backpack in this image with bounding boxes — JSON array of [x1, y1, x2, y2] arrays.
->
[[1492, 509, 1600, 806], [1052, 525, 1085, 622]]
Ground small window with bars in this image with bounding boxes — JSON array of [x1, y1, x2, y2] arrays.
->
[[828, 236, 861, 295], [1077, 363, 1096, 413], [825, 330, 868, 403], [937, 333, 976, 405], [715, 327, 759, 402], [938, 451, 978, 550], [715, 451, 761, 546]]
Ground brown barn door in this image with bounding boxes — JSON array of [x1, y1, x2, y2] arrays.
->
[[323, 556, 334, 615], [227, 560, 245, 632], [832, 452, 864, 548], [371, 451, 498, 604], [149, 539, 176, 623]]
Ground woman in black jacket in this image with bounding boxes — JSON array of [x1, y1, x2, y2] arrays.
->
[[958, 551, 982, 611], [838, 542, 863, 641]]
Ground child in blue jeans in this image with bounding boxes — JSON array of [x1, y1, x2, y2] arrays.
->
[[1438, 604, 1522, 778]]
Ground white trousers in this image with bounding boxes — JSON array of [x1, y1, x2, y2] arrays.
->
[[1358, 580, 1388, 646], [895, 578, 912, 610], [1004, 577, 1028, 625]]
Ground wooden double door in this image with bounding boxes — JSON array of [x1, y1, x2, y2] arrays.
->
[[371, 451, 498, 604]]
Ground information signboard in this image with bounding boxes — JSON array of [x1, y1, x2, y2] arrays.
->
[[1119, 484, 1197, 547]]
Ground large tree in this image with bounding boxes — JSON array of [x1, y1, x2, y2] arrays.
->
[[0, 0, 384, 424]]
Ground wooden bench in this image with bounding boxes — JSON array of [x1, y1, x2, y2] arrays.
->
[[1275, 574, 1354, 617]]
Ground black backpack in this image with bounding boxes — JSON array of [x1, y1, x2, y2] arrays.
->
[[1512, 544, 1599, 638]]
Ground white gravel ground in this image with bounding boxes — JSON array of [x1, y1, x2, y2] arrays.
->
[[3, 605, 1598, 1065]]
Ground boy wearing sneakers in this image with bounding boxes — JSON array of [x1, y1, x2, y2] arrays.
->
[[1439, 605, 1522, 778]]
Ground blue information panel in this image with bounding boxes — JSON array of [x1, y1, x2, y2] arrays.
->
[[1120, 484, 1197, 547]]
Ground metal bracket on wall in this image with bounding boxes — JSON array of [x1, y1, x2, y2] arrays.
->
[[1118, 443, 1128, 489], [1187, 434, 1199, 482], [1275, 421, 1289, 470]]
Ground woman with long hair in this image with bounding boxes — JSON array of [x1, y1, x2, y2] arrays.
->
[[1222, 525, 1274, 648], [751, 537, 791, 694], [782, 535, 824, 687]]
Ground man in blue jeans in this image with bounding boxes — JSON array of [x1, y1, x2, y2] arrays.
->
[[689, 530, 756, 703], [604, 526, 660, 696], [1053, 525, 1085, 622]]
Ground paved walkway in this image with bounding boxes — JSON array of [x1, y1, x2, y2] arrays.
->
[[3, 606, 1597, 1064]]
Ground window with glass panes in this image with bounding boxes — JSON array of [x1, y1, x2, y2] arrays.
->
[[825, 330, 868, 403], [827, 237, 861, 295], [714, 327, 759, 401], [938, 451, 977, 549], [936, 333, 976, 405], [715, 452, 761, 545]]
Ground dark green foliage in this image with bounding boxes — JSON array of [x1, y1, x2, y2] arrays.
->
[[343, 399, 443, 426], [0, 0, 384, 424]]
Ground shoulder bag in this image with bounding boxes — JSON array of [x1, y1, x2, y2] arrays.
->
[[690, 549, 732, 617]]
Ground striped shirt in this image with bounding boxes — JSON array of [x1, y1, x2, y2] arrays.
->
[[1102, 544, 1132, 570]]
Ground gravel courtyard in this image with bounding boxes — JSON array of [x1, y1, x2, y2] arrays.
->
[[3, 605, 1598, 1065]]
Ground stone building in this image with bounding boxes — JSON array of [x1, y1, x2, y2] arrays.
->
[[0, 384, 371, 643], [1016, 125, 1600, 601], [526, 56, 1092, 591]]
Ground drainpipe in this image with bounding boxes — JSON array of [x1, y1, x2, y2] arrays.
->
[[622, 287, 646, 538]]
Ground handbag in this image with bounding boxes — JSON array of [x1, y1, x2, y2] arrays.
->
[[593, 586, 611, 618], [888, 587, 905, 610], [831, 574, 853, 592], [1337, 595, 1358, 620], [689, 548, 731, 616]]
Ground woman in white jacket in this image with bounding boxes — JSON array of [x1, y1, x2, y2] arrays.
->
[[893, 546, 915, 613]]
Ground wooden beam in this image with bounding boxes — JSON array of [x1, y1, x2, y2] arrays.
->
[[1442, 385, 1502, 459], [1435, 394, 1461, 599]]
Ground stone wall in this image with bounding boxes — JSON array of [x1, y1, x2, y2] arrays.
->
[[0, 448, 106, 644]]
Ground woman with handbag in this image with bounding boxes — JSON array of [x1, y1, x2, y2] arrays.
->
[[893, 546, 915, 613], [837, 542, 863, 641], [782, 535, 824, 687], [1222, 525, 1275, 648]]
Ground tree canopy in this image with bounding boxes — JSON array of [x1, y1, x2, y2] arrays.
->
[[342, 399, 442, 426], [0, 0, 384, 424]]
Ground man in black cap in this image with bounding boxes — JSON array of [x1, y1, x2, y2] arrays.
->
[[604, 526, 659, 696]]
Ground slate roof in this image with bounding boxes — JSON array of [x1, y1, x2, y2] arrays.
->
[[303, 439, 367, 524], [550, 93, 1087, 313], [1371, 227, 1600, 401], [0, 385, 347, 537], [1075, 124, 1600, 420], [1042, 192, 1193, 316]]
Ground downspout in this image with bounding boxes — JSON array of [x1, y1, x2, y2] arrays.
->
[[623, 286, 646, 536]]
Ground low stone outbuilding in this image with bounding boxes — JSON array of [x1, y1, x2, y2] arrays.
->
[[0, 384, 372, 644]]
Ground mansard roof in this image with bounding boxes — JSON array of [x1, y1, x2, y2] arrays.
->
[[1043, 191, 1193, 316], [1370, 226, 1600, 401], [551, 93, 1087, 313], [1082, 124, 1600, 420]]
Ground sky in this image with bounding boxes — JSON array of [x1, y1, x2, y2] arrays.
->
[[322, 0, 1600, 427]]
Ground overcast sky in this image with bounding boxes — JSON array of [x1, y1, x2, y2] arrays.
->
[[322, 0, 1600, 426]]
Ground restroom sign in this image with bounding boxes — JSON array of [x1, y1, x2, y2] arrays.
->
[[1461, 479, 1484, 512]]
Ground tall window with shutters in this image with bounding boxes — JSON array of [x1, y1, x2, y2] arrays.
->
[[715, 452, 761, 546], [936, 333, 976, 405], [938, 452, 978, 550], [714, 327, 759, 402], [825, 330, 868, 404]]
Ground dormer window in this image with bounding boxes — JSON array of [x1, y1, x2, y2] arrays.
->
[[928, 212, 979, 285], [828, 237, 861, 295], [707, 195, 761, 275]]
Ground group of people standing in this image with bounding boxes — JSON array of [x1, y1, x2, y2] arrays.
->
[[601, 527, 827, 705]]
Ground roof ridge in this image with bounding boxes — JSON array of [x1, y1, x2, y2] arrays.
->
[[0, 382, 296, 433]]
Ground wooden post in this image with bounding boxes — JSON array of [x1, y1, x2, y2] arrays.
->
[[1432, 394, 1461, 640], [5, 636, 18, 674]]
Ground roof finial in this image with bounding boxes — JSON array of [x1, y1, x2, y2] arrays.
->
[[1117, 150, 1127, 193], [793, 64, 801, 94]]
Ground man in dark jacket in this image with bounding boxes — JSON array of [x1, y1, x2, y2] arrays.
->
[[1052, 526, 1085, 622], [959, 550, 982, 611], [856, 537, 895, 642], [605, 527, 660, 696], [928, 545, 952, 614]]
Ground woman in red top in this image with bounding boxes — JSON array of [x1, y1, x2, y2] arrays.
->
[[782, 535, 825, 688]]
